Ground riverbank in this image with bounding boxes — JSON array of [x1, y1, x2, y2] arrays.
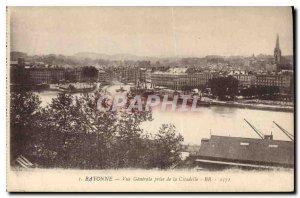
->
[[210, 100, 294, 112]]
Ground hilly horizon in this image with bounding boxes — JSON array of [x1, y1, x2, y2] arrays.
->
[[73, 52, 148, 61], [10, 51, 293, 62]]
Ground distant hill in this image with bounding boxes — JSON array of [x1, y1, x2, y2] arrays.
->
[[73, 52, 152, 61], [73, 52, 111, 60], [10, 51, 28, 61]]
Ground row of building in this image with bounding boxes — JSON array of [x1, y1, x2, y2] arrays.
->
[[116, 65, 292, 93], [10, 58, 107, 85], [150, 68, 214, 90], [148, 68, 293, 92], [11, 57, 293, 94]]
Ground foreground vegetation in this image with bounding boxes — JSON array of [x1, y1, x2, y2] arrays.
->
[[10, 91, 183, 169]]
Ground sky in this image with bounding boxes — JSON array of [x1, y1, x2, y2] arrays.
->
[[9, 7, 293, 57]]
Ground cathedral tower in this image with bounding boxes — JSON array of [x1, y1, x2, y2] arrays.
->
[[274, 34, 282, 65]]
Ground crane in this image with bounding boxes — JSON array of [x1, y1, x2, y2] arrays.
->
[[244, 119, 265, 139], [273, 121, 294, 141]]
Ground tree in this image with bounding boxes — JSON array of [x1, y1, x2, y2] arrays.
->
[[149, 124, 184, 169], [39, 93, 103, 168], [73, 93, 118, 169], [109, 101, 153, 168], [137, 60, 151, 68], [240, 86, 280, 99], [10, 92, 42, 162], [81, 66, 99, 83], [64, 70, 76, 82], [35, 92, 126, 168], [208, 76, 239, 100]]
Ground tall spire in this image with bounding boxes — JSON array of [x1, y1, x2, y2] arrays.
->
[[274, 34, 282, 70], [275, 34, 280, 49]]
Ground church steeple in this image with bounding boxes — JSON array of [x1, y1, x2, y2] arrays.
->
[[274, 34, 282, 68], [275, 34, 280, 49]]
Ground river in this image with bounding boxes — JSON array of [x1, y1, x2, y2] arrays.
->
[[36, 85, 294, 145]]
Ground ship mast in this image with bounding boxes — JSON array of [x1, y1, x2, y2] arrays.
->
[[244, 119, 264, 139], [273, 121, 294, 141]]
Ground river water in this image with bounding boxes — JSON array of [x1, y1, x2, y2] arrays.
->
[[36, 87, 294, 145]]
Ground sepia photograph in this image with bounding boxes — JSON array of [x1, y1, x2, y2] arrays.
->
[[6, 6, 294, 192]]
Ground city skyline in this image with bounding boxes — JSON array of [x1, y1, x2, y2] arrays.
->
[[9, 7, 293, 57]]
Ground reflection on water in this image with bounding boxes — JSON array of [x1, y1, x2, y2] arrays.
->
[[36, 91, 294, 145], [211, 106, 238, 117]]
